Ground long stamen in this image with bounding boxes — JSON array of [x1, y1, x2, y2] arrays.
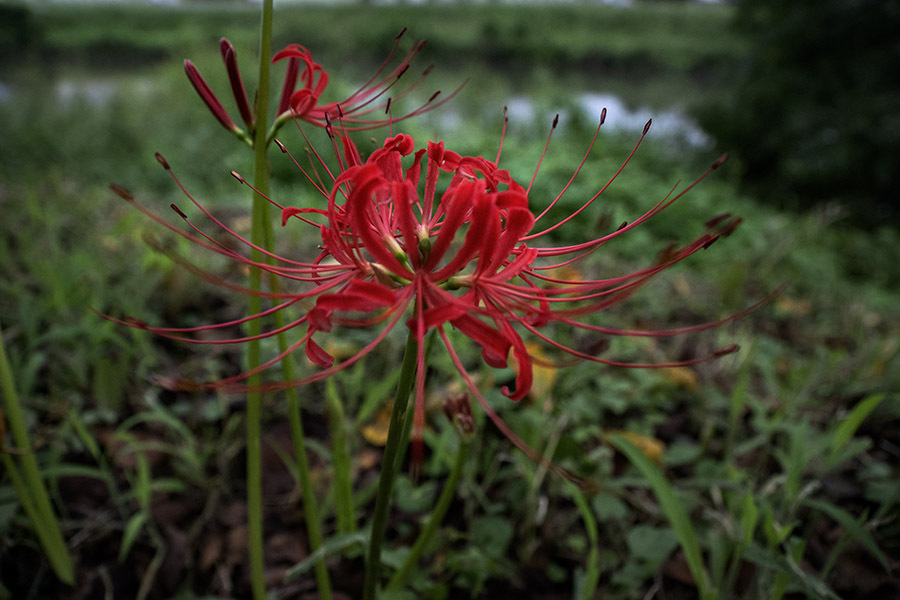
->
[[526, 114, 558, 195], [495, 106, 509, 165], [438, 327, 590, 489], [531, 108, 605, 225]]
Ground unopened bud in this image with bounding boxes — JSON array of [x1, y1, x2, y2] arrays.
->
[[443, 392, 475, 437]]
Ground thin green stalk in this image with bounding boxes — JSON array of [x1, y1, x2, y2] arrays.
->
[[1, 453, 58, 569], [363, 333, 419, 600], [609, 433, 716, 600], [390, 330, 436, 475], [385, 436, 469, 592], [261, 97, 333, 598], [244, 4, 332, 597], [569, 482, 600, 600], [284, 384, 333, 599], [0, 324, 74, 584], [326, 378, 357, 535], [245, 1, 274, 598]]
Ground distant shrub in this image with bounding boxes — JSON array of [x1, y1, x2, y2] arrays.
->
[[0, 4, 42, 56], [698, 0, 900, 225]]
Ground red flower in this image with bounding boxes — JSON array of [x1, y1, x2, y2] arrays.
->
[[110, 112, 765, 481], [184, 31, 462, 145]]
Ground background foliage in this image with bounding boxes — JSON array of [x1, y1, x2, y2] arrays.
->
[[1, 2, 898, 599], [698, 0, 900, 225]]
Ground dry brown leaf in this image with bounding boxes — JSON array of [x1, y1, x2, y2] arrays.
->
[[661, 366, 699, 390], [604, 429, 666, 465], [776, 295, 813, 316], [525, 343, 558, 402], [361, 401, 393, 446]]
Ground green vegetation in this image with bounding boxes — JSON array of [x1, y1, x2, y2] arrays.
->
[[24, 2, 743, 72], [1, 2, 898, 599], [698, 0, 900, 225]]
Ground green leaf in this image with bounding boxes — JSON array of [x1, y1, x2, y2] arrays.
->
[[591, 492, 629, 522], [325, 377, 357, 535], [608, 433, 715, 600], [626, 525, 678, 565], [739, 493, 759, 550], [119, 512, 148, 562], [569, 483, 600, 600], [118, 401, 195, 444], [43, 463, 109, 480], [393, 476, 437, 513], [762, 505, 795, 546], [150, 477, 188, 495], [284, 532, 368, 582], [471, 515, 514, 560], [744, 542, 841, 600], [66, 408, 102, 462], [829, 393, 885, 465], [803, 498, 889, 572]]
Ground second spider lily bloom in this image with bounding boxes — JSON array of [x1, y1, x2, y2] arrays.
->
[[185, 30, 461, 148], [109, 115, 764, 483], [184, 38, 256, 145], [271, 29, 462, 134]]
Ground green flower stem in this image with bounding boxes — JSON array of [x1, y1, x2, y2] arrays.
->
[[285, 376, 333, 599], [391, 330, 436, 475], [244, 4, 332, 598], [326, 378, 357, 535], [261, 88, 333, 600], [385, 435, 469, 592], [245, 1, 274, 598], [0, 324, 74, 584], [363, 332, 419, 600]]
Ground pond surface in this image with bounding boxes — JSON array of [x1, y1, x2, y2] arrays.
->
[[2, 63, 712, 148], [508, 92, 709, 148]]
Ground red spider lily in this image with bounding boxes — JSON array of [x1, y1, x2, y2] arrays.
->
[[184, 30, 462, 147], [108, 110, 767, 482]]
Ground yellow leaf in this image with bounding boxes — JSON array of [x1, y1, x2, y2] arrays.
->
[[361, 401, 393, 446], [323, 339, 361, 362], [673, 274, 692, 297], [776, 296, 813, 316], [660, 366, 698, 391], [546, 265, 585, 287], [604, 429, 666, 465]]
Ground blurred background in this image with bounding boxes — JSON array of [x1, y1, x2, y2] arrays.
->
[[1, 0, 899, 598]]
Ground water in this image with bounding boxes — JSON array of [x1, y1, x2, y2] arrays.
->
[[504, 92, 710, 148], [578, 93, 710, 148], [1, 71, 712, 149]]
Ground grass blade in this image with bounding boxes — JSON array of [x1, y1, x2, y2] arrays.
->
[[0, 324, 75, 584], [119, 512, 149, 562], [569, 482, 601, 600], [828, 393, 885, 465], [285, 532, 369, 582], [609, 433, 714, 600], [803, 498, 889, 572], [326, 378, 357, 534]]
